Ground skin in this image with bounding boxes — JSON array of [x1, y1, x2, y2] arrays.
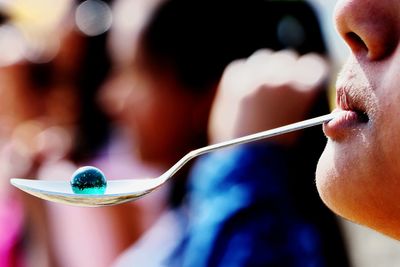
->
[[104, 0, 218, 168], [101, 40, 215, 169], [315, 0, 400, 239], [209, 49, 328, 144]]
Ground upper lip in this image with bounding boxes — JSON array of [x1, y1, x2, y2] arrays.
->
[[337, 86, 365, 112], [336, 86, 369, 121]]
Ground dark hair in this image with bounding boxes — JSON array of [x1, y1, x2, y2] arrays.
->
[[140, 0, 327, 92]]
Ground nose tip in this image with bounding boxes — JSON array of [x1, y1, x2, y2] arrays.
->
[[334, 0, 399, 61]]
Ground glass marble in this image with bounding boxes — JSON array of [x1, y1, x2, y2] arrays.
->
[[70, 166, 107, 194]]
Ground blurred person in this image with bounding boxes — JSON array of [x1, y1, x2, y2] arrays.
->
[[94, 0, 170, 232], [0, 1, 145, 267], [173, 2, 351, 267], [31, 3, 143, 267], [0, 2, 74, 266], [0, 64, 54, 267], [106, 0, 350, 266]]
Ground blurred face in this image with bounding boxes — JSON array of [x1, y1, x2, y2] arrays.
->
[[101, 0, 215, 166], [316, 0, 400, 238], [101, 48, 211, 166]]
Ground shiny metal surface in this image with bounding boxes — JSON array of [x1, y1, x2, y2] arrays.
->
[[11, 112, 339, 207]]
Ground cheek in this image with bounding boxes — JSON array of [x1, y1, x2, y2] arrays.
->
[[151, 99, 191, 141], [374, 68, 400, 179], [127, 94, 183, 144], [374, 106, 400, 201]]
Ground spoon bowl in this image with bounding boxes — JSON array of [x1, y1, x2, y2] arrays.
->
[[10, 112, 340, 207], [11, 178, 164, 207]]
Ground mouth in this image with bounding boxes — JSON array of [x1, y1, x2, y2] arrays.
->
[[323, 87, 369, 139], [337, 87, 369, 122]]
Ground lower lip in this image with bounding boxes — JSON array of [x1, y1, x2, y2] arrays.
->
[[323, 110, 366, 139]]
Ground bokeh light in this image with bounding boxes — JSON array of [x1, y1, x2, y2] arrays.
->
[[75, 0, 112, 37]]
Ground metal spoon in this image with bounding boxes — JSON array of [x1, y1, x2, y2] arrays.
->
[[10, 112, 338, 207]]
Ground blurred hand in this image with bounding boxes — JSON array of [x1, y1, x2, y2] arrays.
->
[[209, 49, 329, 146]]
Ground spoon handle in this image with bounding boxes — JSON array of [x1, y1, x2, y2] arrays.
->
[[161, 112, 338, 181]]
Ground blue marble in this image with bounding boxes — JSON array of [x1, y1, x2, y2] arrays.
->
[[70, 166, 107, 194]]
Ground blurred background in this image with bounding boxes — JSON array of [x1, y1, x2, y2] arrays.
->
[[0, 0, 399, 267]]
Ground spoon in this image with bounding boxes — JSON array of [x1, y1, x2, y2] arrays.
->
[[10, 112, 339, 207]]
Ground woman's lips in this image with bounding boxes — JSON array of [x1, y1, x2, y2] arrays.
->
[[323, 109, 369, 140]]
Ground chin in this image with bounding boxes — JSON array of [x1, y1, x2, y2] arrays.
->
[[316, 141, 365, 221], [315, 143, 343, 215], [316, 141, 400, 240]]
